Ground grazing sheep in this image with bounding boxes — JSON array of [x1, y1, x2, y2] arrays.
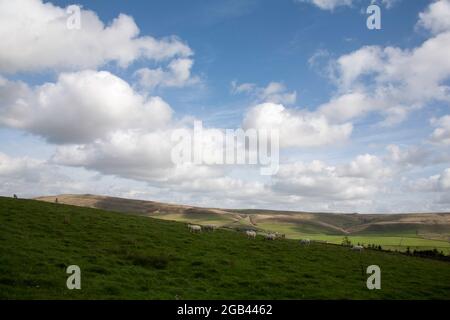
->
[[204, 224, 217, 232], [300, 239, 311, 245], [351, 245, 364, 252], [246, 230, 256, 239], [188, 224, 202, 233], [265, 233, 277, 241], [275, 232, 285, 240]]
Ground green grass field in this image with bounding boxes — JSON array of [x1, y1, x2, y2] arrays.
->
[[256, 222, 450, 254], [1, 197, 450, 299]]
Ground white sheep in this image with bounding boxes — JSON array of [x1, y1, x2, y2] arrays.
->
[[300, 239, 311, 245], [351, 245, 364, 251], [188, 224, 202, 233], [204, 224, 217, 232], [265, 233, 276, 240], [275, 232, 285, 239], [246, 230, 256, 239]]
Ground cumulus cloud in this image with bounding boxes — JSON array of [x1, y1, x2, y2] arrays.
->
[[231, 81, 297, 105], [135, 58, 199, 90], [309, 1, 450, 127], [418, 0, 450, 35], [0, 70, 173, 144], [318, 91, 376, 123], [319, 27, 450, 125], [243, 102, 353, 148], [337, 154, 390, 179], [0, 152, 44, 182], [409, 168, 450, 192], [430, 115, 450, 145], [0, 152, 79, 196], [271, 155, 388, 201], [386, 144, 432, 167], [0, 0, 192, 74], [51, 129, 203, 182]]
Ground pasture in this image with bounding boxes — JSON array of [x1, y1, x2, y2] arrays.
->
[[257, 222, 450, 255], [1, 197, 449, 299]]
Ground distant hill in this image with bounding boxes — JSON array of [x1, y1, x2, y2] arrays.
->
[[36, 194, 450, 237], [2, 196, 450, 299]]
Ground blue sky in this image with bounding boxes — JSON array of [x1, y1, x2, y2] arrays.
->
[[1, 0, 450, 212]]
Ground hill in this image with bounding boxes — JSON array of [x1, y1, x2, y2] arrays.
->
[[36, 194, 450, 253], [1, 196, 450, 299]]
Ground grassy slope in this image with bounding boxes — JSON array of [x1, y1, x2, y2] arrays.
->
[[1, 197, 449, 300]]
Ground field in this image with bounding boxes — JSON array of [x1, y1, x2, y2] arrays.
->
[[1, 197, 450, 299], [255, 222, 450, 254]]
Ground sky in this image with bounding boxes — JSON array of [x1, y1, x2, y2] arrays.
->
[[0, 0, 450, 213]]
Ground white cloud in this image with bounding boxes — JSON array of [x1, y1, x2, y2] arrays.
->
[[319, 24, 450, 125], [409, 168, 450, 192], [296, 0, 400, 11], [418, 0, 450, 35], [318, 91, 376, 123], [135, 58, 199, 90], [0, 152, 43, 182], [232, 81, 297, 105], [51, 129, 184, 181], [0, 70, 173, 144], [337, 154, 390, 179], [380, 0, 400, 9], [386, 144, 432, 167], [243, 102, 353, 148], [295, 0, 353, 10], [0, 0, 192, 74], [441, 168, 450, 190], [0, 152, 79, 196], [430, 115, 450, 145], [271, 156, 387, 201], [231, 81, 256, 94], [332, 46, 384, 91]]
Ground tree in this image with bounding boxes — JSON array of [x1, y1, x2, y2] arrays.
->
[[342, 236, 352, 247]]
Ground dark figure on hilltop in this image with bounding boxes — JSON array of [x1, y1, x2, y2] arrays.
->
[[13, 194, 18, 199], [55, 198, 59, 203]]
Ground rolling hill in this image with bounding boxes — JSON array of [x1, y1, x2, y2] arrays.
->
[[1, 196, 450, 299], [36, 194, 450, 253]]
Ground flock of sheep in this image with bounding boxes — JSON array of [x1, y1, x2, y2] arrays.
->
[[186, 224, 364, 251], [188, 224, 285, 240]]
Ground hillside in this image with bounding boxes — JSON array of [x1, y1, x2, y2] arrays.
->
[[1, 196, 450, 299], [36, 194, 450, 253]]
